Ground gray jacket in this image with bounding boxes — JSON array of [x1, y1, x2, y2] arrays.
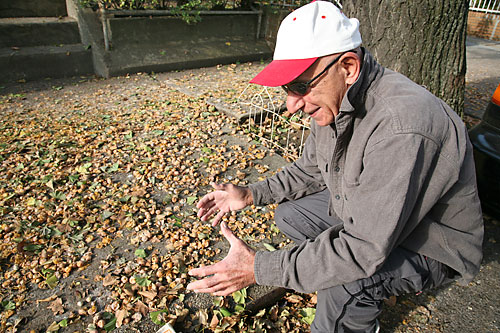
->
[[249, 50, 483, 292]]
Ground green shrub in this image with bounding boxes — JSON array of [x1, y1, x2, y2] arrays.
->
[[78, 0, 253, 11]]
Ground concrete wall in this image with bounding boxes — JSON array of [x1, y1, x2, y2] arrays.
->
[[70, 1, 273, 78], [260, 7, 289, 51], [104, 14, 271, 77], [109, 15, 259, 47], [468, 11, 500, 41], [0, 0, 67, 17], [66, 0, 110, 77]]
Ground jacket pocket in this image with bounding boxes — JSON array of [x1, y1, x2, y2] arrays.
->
[[343, 165, 361, 187], [343, 150, 363, 188]]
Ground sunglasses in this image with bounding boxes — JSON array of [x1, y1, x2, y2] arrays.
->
[[282, 52, 347, 96]]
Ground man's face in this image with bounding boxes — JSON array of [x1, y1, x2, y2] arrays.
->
[[285, 54, 351, 127]]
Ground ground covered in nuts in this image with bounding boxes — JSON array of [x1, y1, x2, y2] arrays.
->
[[0, 65, 317, 333], [0, 61, 499, 333]]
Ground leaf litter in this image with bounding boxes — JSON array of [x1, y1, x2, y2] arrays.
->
[[0, 65, 319, 332]]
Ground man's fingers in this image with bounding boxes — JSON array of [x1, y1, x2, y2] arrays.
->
[[211, 182, 228, 191], [196, 194, 210, 209], [200, 206, 219, 222], [188, 262, 219, 278], [211, 211, 226, 227], [220, 221, 239, 245], [186, 274, 220, 292], [196, 194, 216, 209], [188, 279, 236, 295], [204, 285, 236, 296], [213, 286, 240, 297]]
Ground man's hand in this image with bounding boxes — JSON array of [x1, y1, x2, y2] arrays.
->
[[197, 183, 253, 227], [186, 222, 256, 296]]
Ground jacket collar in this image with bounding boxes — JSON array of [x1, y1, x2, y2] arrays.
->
[[339, 48, 384, 113]]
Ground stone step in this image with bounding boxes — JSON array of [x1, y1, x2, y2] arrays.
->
[[0, 17, 82, 48], [0, 44, 93, 83], [0, 0, 67, 18]]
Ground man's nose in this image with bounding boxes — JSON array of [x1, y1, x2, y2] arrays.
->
[[286, 94, 305, 114]]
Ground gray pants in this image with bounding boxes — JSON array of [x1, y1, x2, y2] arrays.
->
[[274, 189, 454, 333]]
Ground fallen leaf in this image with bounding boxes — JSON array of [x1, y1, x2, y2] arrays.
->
[[36, 294, 58, 304], [103, 312, 117, 331], [135, 275, 152, 287], [2, 309, 14, 321], [138, 290, 157, 300], [269, 305, 279, 321], [102, 274, 119, 287], [102, 210, 114, 220], [156, 323, 177, 333], [219, 307, 232, 317], [135, 248, 147, 258], [46, 321, 60, 332], [45, 274, 59, 289], [232, 289, 246, 305], [134, 300, 149, 316], [285, 294, 303, 304], [197, 309, 209, 326], [58, 319, 68, 327], [132, 312, 143, 322], [299, 307, 316, 325], [263, 243, 276, 252], [175, 308, 189, 322], [209, 313, 219, 329], [130, 189, 147, 197], [88, 304, 97, 315], [48, 297, 64, 315], [115, 309, 128, 328], [384, 295, 397, 307], [150, 309, 168, 325]]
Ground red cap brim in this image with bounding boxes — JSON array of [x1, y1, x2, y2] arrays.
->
[[250, 57, 318, 87]]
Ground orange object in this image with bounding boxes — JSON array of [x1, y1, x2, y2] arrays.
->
[[492, 83, 500, 106]]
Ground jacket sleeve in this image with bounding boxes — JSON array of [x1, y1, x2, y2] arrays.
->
[[248, 123, 327, 206], [254, 133, 456, 292]]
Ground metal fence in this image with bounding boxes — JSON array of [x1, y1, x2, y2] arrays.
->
[[469, 0, 500, 14], [238, 85, 310, 161]]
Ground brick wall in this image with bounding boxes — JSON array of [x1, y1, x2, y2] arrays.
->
[[468, 11, 500, 41]]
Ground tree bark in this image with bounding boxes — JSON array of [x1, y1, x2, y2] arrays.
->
[[342, 0, 468, 117]]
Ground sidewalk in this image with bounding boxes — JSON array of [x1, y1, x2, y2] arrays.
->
[[465, 36, 500, 119]]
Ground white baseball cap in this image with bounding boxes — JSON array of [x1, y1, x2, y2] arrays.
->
[[250, 0, 362, 87]]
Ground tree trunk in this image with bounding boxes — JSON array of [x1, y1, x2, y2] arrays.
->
[[342, 0, 468, 117]]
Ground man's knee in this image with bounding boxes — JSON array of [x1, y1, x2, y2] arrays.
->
[[274, 202, 307, 243], [312, 283, 381, 333], [274, 202, 292, 228]]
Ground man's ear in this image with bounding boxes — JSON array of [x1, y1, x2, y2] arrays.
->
[[340, 52, 361, 85]]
